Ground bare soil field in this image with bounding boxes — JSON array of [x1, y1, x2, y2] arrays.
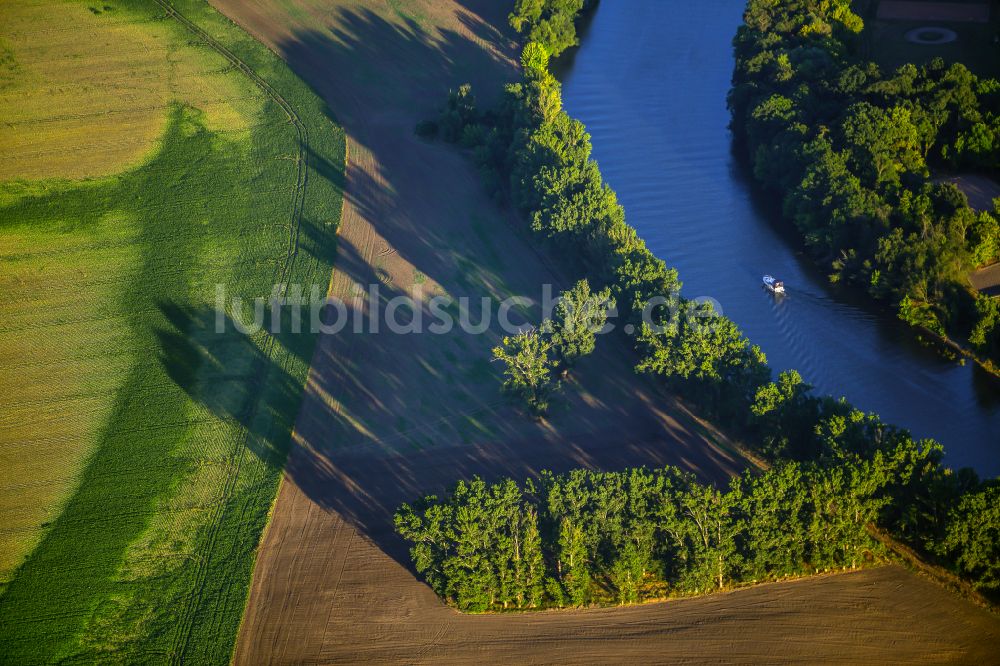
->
[[234, 436, 1000, 664], [213, 0, 1000, 662]]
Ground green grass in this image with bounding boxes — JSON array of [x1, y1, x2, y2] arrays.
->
[[866, 15, 1000, 79], [386, 0, 429, 28], [0, 0, 344, 662]]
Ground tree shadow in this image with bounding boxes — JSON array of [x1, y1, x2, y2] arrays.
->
[[305, 143, 346, 193], [284, 401, 744, 568], [239, 1, 749, 575], [298, 216, 341, 269], [154, 300, 314, 466]]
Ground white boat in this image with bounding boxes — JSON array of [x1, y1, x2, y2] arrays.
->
[[763, 275, 785, 293]]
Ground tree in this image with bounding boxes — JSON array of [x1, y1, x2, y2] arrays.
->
[[508, 0, 585, 57], [394, 498, 453, 598], [743, 464, 809, 580], [395, 0, 998, 613], [751, 370, 820, 459], [897, 294, 944, 336], [840, 103, 925, 187], [492, 329, 559, 416], [936, 483, 1000, 591], [439, 84, 478, 143], [636, 301, 768, 422], [519, 507, 547, 607], [806, 463, 883, 570], [520, 40, 550, 77], [970, 294, 999, 355], [541, 279, 613, 373], [508, 0, 544, 33], [557, 518, 590, 605], [610, 537, 648, 604], [675, 481, 744, 592], [967, 210, 999, 268]]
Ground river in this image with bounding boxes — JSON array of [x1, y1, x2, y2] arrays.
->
[[557, 0, 1000, 476]]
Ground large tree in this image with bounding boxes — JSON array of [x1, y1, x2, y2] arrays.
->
[[492, 329, 559, 416], [936, 483, 1000, 591], [542, 279, 614, 373]]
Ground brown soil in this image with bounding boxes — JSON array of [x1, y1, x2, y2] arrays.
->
[[211, 0, 1000, 662]]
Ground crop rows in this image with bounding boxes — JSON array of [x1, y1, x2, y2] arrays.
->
[[0, 0, 345, 661]]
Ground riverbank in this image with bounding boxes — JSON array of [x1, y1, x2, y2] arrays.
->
[[555, 0, 1000, 476], [210, 0, 1000, 661], [210, 0, 759, 661], [729, 0, 1000, 417]]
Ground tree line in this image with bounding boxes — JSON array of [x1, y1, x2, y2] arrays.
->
[[729, 0, 1000, 362], [402, 0, 1000, 606], [395, 458, 907, 611]]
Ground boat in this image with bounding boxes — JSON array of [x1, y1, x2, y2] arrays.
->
[[763, 275, 785, 293]]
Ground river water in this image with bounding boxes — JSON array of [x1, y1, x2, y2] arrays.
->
[[557, 0, 1000, 476]]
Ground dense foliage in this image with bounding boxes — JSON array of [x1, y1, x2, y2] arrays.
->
[[492, 279, 612, 415], [493, 329, 560, 415], [508, 0, 595, 57], [406, 1, 1000, 606], [728, 0, 1000, 361], [542, 279, 614, 371], [935, 482, 1000, 591], [395, 459, 907, 610]]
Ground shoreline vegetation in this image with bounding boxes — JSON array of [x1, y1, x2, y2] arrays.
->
[[396, 0, 999, 613], [728, 0, 1000, 374]]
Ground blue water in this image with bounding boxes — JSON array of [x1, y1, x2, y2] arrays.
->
[[558, 0, 1000, 476]]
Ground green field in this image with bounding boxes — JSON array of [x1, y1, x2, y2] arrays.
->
[[863, 4, 1000, 78], [0, 0, 344, 662]]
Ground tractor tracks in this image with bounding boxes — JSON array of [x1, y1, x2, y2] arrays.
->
[[150, 1, 310, 662]]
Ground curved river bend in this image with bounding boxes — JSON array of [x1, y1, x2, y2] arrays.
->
[[557, 0, 1000, 476]]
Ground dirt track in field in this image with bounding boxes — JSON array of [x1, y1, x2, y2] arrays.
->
[[211, 0, 1000, 662]]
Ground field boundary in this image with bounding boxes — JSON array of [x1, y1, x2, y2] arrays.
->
[[871, 526, 1000, 614], [150, 1, 313, 661]]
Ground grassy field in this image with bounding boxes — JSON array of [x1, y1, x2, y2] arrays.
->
[[863, 2, 1000, 78], [0, 1, 256, 180], [0, 0, 344, 662]]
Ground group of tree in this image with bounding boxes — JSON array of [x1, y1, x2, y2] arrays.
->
[[412, 0, 1000, 606], [395, 457, 914, 610], [508, 0, 596, 58], [729, 0, 1000, 361], [492, 279, 613, 415], [397, 429, 999, 610]]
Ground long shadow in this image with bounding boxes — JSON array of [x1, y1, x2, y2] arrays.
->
[[252, 2, 746, 576], [298, 215, 341, 266], [155, 301, 310, 465], [286, 419, 742, 568], [305, 143, 346, 193], [272, 5, 519, 291]]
